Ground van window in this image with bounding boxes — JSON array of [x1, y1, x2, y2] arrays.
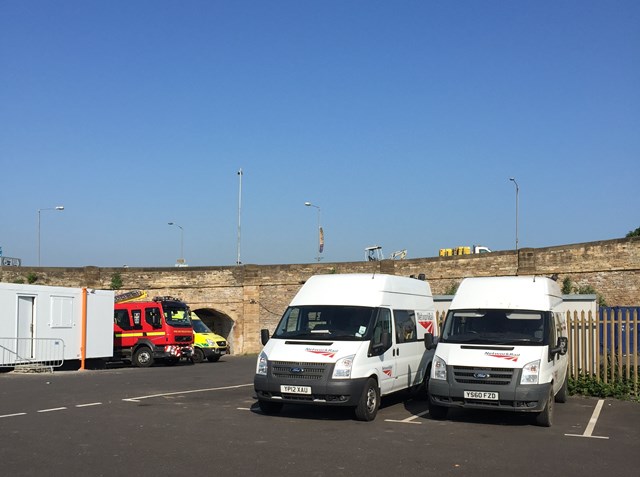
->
[[394, 310, 417, 343], [273, 305, 377, 341], [441, 309, 546, 345], [371, 308, 392, 350], [114, 309, 131, 330]]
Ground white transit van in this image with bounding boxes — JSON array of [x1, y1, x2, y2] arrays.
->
[[426, 276, 568, 427], [254, 273, 438, 421]]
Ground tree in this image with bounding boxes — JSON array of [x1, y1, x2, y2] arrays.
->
[[626, 227, 640, 237]]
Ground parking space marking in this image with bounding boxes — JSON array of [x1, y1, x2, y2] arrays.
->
[[385, 410, 429, 424], [37, 407, 67, 413], [565, 399, 609, 440], [122, 383, 253, 402], [75, 402, 102, 408]]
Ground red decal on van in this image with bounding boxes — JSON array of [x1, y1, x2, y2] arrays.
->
[[418, 321, 434, 333]]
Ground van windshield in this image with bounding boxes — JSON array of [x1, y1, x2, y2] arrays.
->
[[192, 319, 212, 334], [273, 305, 377, 341], [441, 309, 547, 345]]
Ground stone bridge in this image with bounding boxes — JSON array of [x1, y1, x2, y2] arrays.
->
[[1, 237, 639, 355]]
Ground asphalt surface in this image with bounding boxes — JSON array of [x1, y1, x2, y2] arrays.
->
[[1, 356, 639, 477]]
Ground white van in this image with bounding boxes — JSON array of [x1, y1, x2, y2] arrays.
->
[[254, 273, 438, 421], [426, 276, 568, 427]]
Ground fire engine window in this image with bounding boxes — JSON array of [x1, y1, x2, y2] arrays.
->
[[394, 310, 417, 343], [146, 308, 161, 328], [114, 309, 131, 330], [131, 309, 142, 329]]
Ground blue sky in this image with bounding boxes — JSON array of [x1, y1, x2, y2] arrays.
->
[[1, 1, 638, 267]]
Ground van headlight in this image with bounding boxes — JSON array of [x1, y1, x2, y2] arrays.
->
[[432, 355, 447, 381], [520, 359, 540, 385], [332, 355, 355, 379], [256, 351, 268, 376]]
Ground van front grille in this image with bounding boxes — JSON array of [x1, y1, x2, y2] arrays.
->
[[453, 366, 514, 386], [271, 361, 328, 380]]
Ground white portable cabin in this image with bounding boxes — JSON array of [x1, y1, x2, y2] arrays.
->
[[0, 282, 114, 365]]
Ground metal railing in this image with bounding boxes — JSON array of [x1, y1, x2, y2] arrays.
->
[[0, 337, 65, 371]]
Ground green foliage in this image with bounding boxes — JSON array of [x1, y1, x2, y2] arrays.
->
[[110, 272, 123, 290], [443, 282, 459, 295], [626, 226, 640, 237], [561, 277, 607, 307], [561, 277, 573, 294], [12, 278, 25, 284], [26, 272, 38, 284], [569, 373, 637, 401]]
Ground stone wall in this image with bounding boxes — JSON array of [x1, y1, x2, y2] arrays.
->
[[1, 236, 639, 355]]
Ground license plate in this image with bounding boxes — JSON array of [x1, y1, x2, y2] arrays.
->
[[464, 390, 499, 400], [280, 385, 311, 395]]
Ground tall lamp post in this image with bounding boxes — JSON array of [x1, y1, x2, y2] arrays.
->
[[168, 222, 184, 264], [304, 201, 323, 262], [237, 168, 243, 265], [37, 205, 64, 266], [509, 177, 519, 251]]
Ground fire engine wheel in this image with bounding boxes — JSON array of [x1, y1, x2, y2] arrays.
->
[[132, 347, 154, 368], [354, 378, 380, 421], [192, 347, 205, 363]]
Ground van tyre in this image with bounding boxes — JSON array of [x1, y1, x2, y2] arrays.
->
[[428, 400, 448, 420], [535, 387, 554, 427], [132, 347, 154, 368], [192, 347, 205, 363], [555, 375, 568, 403], [258, 400, 283, 415], [355, 378, 380, 421]]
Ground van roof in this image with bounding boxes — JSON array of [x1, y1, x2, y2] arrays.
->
[[290, 273, 433, 307], [451, 276, 562, 311]]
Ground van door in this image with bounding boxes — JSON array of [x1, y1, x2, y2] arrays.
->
[[369, 308, 396, 396], [392, 309, 421, 392]]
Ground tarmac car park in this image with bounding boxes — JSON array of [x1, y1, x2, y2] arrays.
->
[[1, 355, 638, 477]]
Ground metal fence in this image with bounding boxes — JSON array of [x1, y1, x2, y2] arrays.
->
[[0, 337, 65, 370], [569, 308, 638, 387]]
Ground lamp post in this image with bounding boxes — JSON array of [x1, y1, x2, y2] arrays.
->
[[304, 201, 322, 262], [237, 168, 243, 265], [37, 206, 64, 266], [168, 222, 184, 264], [509, 177, 519, 251]]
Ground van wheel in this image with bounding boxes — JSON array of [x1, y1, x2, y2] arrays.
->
[[354, 378, 380, 421], [258, 400, 283, 415], [555, 375, 568, 403], [207, 355, 221, 363], [428, 400, 448, 420], [192, 348, 205, 363], [535, 387, 554, 427], [132, 347, 154, 368]]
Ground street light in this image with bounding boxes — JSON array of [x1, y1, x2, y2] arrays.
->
[[304, 202, 323, 262], [37, 206, 64, 266], [168, 222, 184, 264], [509, 177, 519, 251]]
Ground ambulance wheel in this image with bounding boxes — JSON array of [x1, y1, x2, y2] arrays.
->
[[258, 400, 283, 415], [192, 348, 205, 363], [132, 347, 154, 368], [535, 387, 554, 427], [207, 355, 221, 363], [428, 400, 448, 420], [354, 378, 380, 421], [555, 375, 568, 403]]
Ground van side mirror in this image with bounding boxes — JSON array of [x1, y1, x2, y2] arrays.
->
[[551, 337, 568, 356], [424, 333, 437, 350], [260, 329, 270, 346]]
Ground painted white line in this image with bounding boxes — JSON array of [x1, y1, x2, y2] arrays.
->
[[237, 407, 252, 411], [75, 402, 102, 408], [385, 410, 429, 424], [37, 407, 67, 413], [123, 383, 253, 402], [565, 399, 609, 440], [0, 412, 27, 419]]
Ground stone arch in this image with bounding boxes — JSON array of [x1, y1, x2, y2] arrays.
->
[[192, 307, 236, 354]]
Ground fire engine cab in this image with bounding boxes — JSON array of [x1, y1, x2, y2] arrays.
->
[[113, 295, 194, 367]]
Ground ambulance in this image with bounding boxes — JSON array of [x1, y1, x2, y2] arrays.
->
[[426, 276, 568, 427], [254, 273, 437, 421]]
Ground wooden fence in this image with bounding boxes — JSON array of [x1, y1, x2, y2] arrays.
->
[[570, 307, 639, 394]]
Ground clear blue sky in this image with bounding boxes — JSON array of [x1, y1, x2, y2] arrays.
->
[[1, 1, 638, 267]]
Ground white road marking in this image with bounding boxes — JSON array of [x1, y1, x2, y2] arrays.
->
[[122, 383, 253, 402], [37, 407, 67, 413], [385, 410, 429, 424], [75, 402, 102, 408], [0, 412, 27, 419], [565, 399, 609, 439]]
